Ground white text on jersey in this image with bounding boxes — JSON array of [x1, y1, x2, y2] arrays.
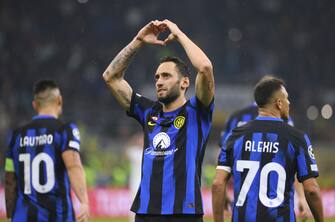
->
[[245, 140, 279, 153], [20, 134, 53, 147]]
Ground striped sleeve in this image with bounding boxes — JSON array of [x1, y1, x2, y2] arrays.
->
[[61, 123, 81, 152], [190, 96, 214, 115], [217, 132, 233, 173], [127, 92, 155, 126], [296, 134, 319, 182]]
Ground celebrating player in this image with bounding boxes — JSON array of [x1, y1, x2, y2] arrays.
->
[[102, 19, 214, 221], [5, 80, 89, 222], [212, 77, 324, 222]]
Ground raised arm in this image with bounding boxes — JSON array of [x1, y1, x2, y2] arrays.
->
[[102, 21, 166, 111], [163, 20, 214, 106]]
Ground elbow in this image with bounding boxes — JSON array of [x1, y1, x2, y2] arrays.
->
[[102, 71, 111, 82], [304, 183, 321, 197], [198, 61, 213, 74]]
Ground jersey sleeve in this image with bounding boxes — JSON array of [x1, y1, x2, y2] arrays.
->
[[217, 132, 233, 173], [127, 92, 155, 125], [5, 130, 15, 172], [61, 123, 81, 153], [189, 96, 214, 119], [296, 134, 319, 182]]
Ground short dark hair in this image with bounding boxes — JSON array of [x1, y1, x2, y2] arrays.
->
[[159, 56, 190, 77], [33, 80, 59, 95], [254, 76, 285, 108]]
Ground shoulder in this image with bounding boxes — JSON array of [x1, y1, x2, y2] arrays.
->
[[132, 92, 156, 107], [281, 124, 308, 145], [61, 121, 80, 134], [188, 96, 214, 111]]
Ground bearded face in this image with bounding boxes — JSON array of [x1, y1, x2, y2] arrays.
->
[[155, 62, 188, 106]]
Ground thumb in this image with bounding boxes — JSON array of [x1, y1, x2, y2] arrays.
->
[[153, 39, 166, 46], [164, 33, 175, 44]]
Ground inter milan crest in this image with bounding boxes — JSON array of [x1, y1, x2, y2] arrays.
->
[[173, 116, 185, 129]]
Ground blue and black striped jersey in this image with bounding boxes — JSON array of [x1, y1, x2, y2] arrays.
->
[[127, 92, 214, 215], [219, 103, 294, 148], [217, 116, 319, 222], [5, 115, 80, 222]]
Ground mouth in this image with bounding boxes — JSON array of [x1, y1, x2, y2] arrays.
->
[[157, 88, 167, 93]]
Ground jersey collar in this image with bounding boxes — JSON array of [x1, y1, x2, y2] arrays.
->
[[33, 115, 57, 120], [256, 116, 283, 122]]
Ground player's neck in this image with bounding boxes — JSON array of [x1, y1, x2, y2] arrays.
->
[[258, 107, 281, 118], [36, 107, 59, 118], [162, 96, 187, 112]]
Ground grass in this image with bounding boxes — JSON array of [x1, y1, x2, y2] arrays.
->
[[90, 217, 335, 222]]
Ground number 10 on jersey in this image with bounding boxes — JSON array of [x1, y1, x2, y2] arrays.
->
[[19, 153, 55, 194]]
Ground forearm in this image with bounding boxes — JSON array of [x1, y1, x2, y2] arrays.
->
[[102, 38, 143, 82], [5, 172, 17, 218], [295, 179, 305, 200], [176, 32, 212, 72], [68, 165, 89, 205], [212, 184, 226, 222], [305, 190, 324, 222]]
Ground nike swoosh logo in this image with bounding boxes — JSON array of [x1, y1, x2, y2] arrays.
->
[[148, 121, 156, 126]]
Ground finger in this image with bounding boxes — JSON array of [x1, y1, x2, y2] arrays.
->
[[76, 214, 88, 222], [163, 19, 173, 26], [152, 21, 167, 33], [153, 40, 166, 46], [76, 211, 88, 222], [164, 33, 175, 44]]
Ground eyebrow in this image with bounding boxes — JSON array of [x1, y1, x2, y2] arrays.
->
[[155, 72, 173, 78]]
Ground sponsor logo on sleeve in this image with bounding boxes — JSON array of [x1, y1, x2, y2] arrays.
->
[[311, 164, 318, 172], [72, 128, 80, 140], [308, 145, 315, 159]]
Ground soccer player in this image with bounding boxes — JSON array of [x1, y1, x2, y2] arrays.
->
[[102, 19, 214, 222], [217, 76, 308, 220], [5, 80, 89, 222], [212, 77, 324, 222]]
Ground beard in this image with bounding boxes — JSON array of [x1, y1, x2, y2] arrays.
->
[[157, 84, 181, 105]]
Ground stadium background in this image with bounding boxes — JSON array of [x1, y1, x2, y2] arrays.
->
[[0, 0, 335, 221]]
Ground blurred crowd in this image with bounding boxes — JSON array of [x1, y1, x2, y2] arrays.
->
[[1, 0, 334, 187]]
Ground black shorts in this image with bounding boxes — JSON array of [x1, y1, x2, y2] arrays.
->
[[135, 214, 203, 222]]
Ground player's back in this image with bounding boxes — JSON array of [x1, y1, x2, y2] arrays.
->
[[225, 116, 317, 222], [7, 115, 77, 222]]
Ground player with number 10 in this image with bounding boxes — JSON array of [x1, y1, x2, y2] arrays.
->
[[5, 80, 89, 222]]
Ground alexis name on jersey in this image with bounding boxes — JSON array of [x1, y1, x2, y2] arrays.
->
[[20, 134, 53, 147], [245, 140, 279, 153]]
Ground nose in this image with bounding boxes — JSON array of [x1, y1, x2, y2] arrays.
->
[[156, 77, 163, 87]]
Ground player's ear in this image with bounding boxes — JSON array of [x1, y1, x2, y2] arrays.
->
[[58, 95, 63, 107], [275, 98, 283, 110], [32, 100, 39, 112], [181, 76, 190, 90]]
